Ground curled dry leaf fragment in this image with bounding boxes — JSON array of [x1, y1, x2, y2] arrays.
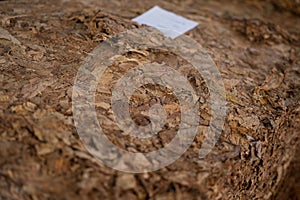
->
[[259, 68, 284, 91]]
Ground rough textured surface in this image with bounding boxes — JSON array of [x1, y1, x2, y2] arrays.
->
[[272, 0, 300, 15], [0, 0, 299, 199]]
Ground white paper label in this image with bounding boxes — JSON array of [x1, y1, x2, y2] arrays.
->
[[132, 6, 198, 39]]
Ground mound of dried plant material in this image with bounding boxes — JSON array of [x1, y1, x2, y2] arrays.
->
[[0, 0, 299, 199]]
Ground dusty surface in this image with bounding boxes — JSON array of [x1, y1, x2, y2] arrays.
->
[[0, 0, 299, 199]]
